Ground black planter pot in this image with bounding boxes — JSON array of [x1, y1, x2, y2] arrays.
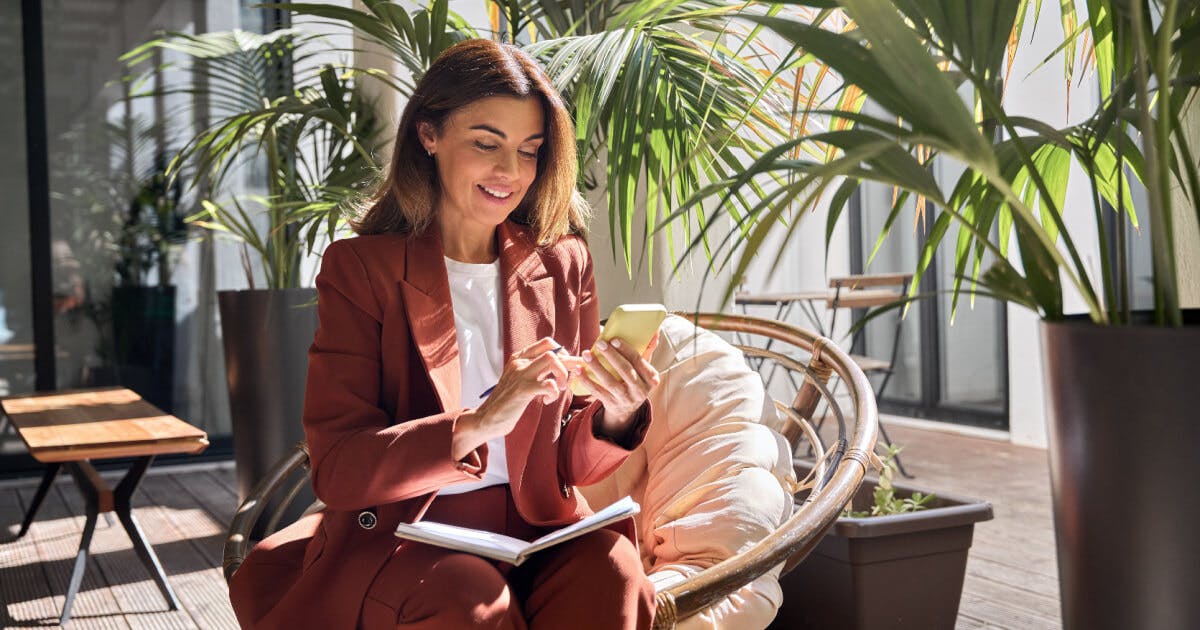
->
[[112, 286, 176, 413], [219, 289, 318, 536], [1042, 312, 1200, 630], [772, 466, 993, 630]]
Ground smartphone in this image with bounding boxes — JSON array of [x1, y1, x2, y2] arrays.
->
[[570, 304, 668, 395]]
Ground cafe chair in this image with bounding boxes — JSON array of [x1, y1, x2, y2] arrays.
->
[[224, 312, 879, 629], [826, 273, 914, 477]]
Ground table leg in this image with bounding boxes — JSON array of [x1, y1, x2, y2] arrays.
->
[[60, 457, 180, 625], [113, 456, 180, 611], [13, 462, 60, 539], [61, 464, 100, 626]]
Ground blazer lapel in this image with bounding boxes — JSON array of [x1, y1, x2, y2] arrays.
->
[[400, 229, 461, 413], [498, 220, 556, 357], [497, 221, 557, 493]]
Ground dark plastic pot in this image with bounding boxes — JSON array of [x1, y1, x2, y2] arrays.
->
[[1042, 312, 1200, 630], [772, 468, 993, 630], [111, 286, 176, 413], [219, 288, 318, 538]]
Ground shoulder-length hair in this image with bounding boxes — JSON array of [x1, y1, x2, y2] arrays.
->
[[352, 39, 589, 245]]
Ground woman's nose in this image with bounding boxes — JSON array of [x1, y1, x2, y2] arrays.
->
[[494, 150, 519, 177]]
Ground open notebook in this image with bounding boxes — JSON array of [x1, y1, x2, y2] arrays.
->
[[394, 496, 639, 566]]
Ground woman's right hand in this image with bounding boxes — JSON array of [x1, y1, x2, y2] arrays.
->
[[451, 337, 582, 460]]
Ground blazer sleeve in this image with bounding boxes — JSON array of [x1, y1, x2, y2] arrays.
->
[[302, 241, 485, 512], [557, 239, 652, 487]]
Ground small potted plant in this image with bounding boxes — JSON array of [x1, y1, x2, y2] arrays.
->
[[773, 446, 993, 630], [110, 150, 187, 413]]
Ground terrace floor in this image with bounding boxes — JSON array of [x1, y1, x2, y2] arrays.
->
[[0, 421, 1060, 629]]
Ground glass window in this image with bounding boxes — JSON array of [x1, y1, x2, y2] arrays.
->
[[854, 160, 1009, 427], [10, 1, 283, 461], [857, 181, 924, 404], [0, 1, 33, 459]]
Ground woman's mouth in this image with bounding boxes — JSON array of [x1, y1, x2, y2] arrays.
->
[[478, 184, 513, 200]]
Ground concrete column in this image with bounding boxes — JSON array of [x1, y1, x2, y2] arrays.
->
[[1173, 99, 1200, 309]]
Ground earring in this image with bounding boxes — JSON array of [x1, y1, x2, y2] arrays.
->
[[426, 148, 433, 157]]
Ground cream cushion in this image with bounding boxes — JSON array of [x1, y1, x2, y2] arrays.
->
[[579, 315, 796, 630]]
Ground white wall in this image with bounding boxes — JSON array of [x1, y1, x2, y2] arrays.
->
[[1000, 1, 1104, 446]]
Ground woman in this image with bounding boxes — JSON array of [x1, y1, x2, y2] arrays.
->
[[228, 39, 660, 629]]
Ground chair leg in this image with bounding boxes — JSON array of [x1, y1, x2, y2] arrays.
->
[[868, 368, 914, 478], [877, 421, 915, 478]]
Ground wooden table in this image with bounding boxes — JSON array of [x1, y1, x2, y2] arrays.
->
[[1, 387, 209, 625]]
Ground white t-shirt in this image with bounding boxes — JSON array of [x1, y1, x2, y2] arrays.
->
[[439, 256, 509, 495]]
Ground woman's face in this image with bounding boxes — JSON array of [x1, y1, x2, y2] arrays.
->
[[418, 95, 545, 232]]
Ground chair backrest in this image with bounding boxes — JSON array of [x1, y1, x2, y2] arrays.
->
[[827, 273, 911, 308], [825, 273, 911, 370], [222, 312, 879, 630]]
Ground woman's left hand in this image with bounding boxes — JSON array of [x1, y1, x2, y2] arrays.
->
[[577, 333, 661, 442]]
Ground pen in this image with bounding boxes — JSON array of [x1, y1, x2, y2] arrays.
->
[[479, 345, 566, 398]]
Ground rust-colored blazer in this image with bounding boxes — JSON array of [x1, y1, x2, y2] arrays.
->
[[229, 220, 648, 629]]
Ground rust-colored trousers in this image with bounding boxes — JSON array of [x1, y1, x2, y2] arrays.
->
[[358, 485, 655, 629]]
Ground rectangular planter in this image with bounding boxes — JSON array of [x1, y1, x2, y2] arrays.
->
[[771, 468, 993, 630]]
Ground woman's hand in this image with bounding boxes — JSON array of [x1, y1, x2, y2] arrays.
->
[[578, 334, 661, 442], [452, 337, 583, 460]]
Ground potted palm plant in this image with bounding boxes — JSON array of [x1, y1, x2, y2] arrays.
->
[[277, 0, 802, 267], [121, 28, 385, 518], [685, 1, 1200, 628]]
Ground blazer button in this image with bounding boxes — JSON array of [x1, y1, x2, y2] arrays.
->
[[560, 483, 573, 499], [357, 510, 377, 530]]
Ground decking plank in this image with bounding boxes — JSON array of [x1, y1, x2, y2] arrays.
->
[[879, 423, 1061, 629], [1, 486, 64, 626], [134, 474, 239, 630], [8, 481, 130, 629]]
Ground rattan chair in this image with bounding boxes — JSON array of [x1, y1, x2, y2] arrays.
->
[[223, 312, 879, 629]]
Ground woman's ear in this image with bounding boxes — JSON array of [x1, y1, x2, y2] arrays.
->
[[416, 121, 437, 156]]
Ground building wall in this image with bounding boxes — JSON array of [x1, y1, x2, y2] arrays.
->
[[1176, 100, 1200, 309]]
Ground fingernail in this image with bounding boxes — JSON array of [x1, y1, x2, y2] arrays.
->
[[595, 340, 608, 350], [583, 351, 593, 362], [611, 339, 622, 348]]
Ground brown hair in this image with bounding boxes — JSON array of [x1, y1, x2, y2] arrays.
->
[[352, 39, 589, 245]]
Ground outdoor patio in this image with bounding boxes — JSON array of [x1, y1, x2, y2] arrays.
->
[[1, 421, 1060, 629]]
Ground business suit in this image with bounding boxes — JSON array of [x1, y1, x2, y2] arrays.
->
[[228, 219, 653, 629]]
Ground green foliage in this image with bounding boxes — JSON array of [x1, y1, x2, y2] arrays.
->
[[122, 29, 386, 289], [280, 0, 806, 274], [685, 0, 1199, 326], [117, 153, 186, 288], [843, 443, 936, 518]]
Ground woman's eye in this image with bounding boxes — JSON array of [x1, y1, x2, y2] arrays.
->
[[474, 141, 498, 151], [519, 150, 539, 160]]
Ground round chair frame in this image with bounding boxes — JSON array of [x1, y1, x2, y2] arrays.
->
[[223, 312, 878, 629]]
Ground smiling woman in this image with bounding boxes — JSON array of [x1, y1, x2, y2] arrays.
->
[[415, 95, 545, 262], [352, 39, 589, 250], [228, 39, 662, 630]]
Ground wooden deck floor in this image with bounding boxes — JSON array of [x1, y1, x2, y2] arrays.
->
[[1, 423, 1060, 629], [876, 422, 1061, 629]]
